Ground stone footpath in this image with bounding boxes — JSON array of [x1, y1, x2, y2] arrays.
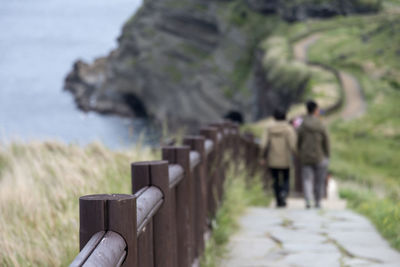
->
[[221, 183, 400, 267]]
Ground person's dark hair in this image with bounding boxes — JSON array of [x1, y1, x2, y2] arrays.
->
[[224, 110, 244, 124], [273, 108, 286, 121], [306, 100, 318, 115]]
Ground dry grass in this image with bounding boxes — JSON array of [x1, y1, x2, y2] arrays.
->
[[0, 141, 157, 266]]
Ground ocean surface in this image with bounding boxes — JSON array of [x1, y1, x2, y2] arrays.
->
[[0, 0, 158, 149]]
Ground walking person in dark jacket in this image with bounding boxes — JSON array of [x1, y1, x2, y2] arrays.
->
[[298, 100, 330, 208], [264, 109, 297, 207]]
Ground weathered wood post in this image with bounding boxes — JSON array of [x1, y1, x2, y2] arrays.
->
[[209, 122, 226, 204], [184, 136, 207, 258], [199, 127, 218, 219], [162, 146, 193, 267], [224, 121, 234, 154], [131, 163, 154, 267], [228, 122, 240, 163], [79, 194, 137, 267], [220, 123, 230, 199], [131, 160, 174, 267]]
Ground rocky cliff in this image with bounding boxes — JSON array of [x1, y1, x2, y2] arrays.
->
[[65, 0, 381, 126]]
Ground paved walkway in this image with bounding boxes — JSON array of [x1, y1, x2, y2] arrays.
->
[[221, 205, 400, 267], [221, 179, 400, 266]]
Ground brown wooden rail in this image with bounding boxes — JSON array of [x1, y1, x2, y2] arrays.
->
[[69, 122, 261, 267]]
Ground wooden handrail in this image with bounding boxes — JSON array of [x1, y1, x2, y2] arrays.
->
[[217, 132, 222, 142], [168, 164, 184, 188], [189, 151, 200, 170], [70, 231, 127, 267], [136, 186, 163, 235], [70, 231, 107, 267], [204, 139, 214, 155]]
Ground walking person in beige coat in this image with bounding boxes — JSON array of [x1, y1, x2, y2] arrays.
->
[[264, 109, 297, 207], [298, 100, 330, 209]]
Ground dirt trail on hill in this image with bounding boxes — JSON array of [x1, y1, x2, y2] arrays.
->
[[293, 34, 322, 63], [293, 33, 366, 120], [338, 72, 366, 120]]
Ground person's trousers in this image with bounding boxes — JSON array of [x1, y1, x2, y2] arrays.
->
[[269, 168, 290, 206], [302, 159, 328, 205]]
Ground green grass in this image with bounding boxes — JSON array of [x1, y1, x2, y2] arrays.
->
[[200, 165, 270, 267], [307, 18, 400, 74], [304, 67, 341, 102], [227, 51, 253, 98], [259, 36, 311, 100], [219, 0, 281, 98]]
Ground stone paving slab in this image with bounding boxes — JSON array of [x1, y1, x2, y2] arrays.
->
[[220, 206, 400, 267]]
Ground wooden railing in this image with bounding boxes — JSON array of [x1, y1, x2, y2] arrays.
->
[[70, 122, 261, 267]]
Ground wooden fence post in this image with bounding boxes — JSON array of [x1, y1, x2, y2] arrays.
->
[[79, 194, 137, 267], [131, 160, 174, 267], [131, 162, 154, 267], [162, 146, 192, 267], [223, 121, 234, 154], [209, 123, 226, 205], [183, 136, 207, 258], [199, 127, 218, 219], [229, 123, 240, 163]]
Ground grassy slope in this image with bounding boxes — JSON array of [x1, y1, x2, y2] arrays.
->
[[218, 0, 281, 98], [293, 2, 400, 249], [0, 142, 157, 266]]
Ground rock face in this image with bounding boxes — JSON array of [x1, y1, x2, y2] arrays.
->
[[66, 0, 259, 127], [64, 0, 380, 126]]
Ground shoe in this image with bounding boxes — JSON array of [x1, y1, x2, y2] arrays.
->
[[306, 204, 311, 209], [315, 203, 321, 209]]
